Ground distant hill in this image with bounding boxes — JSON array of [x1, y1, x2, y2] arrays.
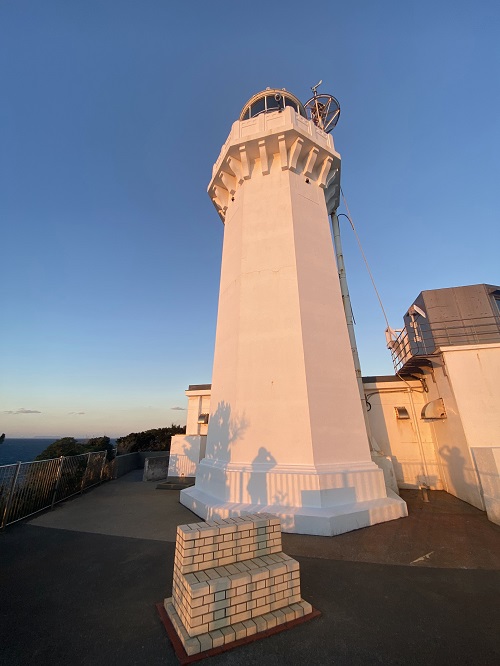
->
[[116, 425, 186, 455]]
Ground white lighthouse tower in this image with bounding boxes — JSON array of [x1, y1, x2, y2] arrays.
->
[[181, 87, 407, 535]]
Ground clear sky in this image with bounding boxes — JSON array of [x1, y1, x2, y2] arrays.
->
[[1, 0, 499, 438]]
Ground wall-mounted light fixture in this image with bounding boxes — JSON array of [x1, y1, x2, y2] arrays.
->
[[421, 398, 446, 420]]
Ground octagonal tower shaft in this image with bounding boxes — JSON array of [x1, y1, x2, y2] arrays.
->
[[208, 110, 369, 466], [181, 105, 407, 535]]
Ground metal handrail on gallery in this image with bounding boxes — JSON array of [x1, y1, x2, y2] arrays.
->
[[388, 314, 500, 373]]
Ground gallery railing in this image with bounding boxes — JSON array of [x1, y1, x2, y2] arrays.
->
[[388, 314, 500, 372], [0, 451, 109, 529]]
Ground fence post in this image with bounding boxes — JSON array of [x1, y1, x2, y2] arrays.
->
[[80, 453, 91, 494], [1, 462, 22, 530], [99, 452, 107, 483], [51, 457, 65, 510]]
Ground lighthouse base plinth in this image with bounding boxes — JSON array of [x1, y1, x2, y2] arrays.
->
[[180, 459, 407, 536]]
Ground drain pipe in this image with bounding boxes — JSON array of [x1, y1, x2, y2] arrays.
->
[[407, 388, 431, 496]]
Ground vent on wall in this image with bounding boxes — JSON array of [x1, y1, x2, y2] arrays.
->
[[394, 406, 411, 420], [197, 413, 209, 425]]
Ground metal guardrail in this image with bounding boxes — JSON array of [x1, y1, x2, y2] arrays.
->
[[167, 453, 198, 479], [0, 451, 109, 529], [388, 315, 500, 372]]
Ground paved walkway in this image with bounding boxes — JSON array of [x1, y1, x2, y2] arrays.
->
[[1, 471, 499, 665]]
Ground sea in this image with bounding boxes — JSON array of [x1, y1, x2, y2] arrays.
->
[[0, 439, 60, 466], [0, 438, 117, 466]]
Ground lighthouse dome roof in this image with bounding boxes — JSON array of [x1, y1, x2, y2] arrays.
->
[[240, 88, 306, 121]]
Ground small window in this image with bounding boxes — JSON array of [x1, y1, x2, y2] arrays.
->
[[284, 97, 298, 112], [242, 108, 250, 120], [251, 98, 265, 117], [265, 95, 280, 112], [197, 413, 209, 425], [495, 297, 500, 315], [394, 406, 410, 420]]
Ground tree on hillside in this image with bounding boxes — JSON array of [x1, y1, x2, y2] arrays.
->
[[34, 435, 115, 462], [85, 435, 116, 461], [35, 437, 87, 461], [116, 424, 186, 455]]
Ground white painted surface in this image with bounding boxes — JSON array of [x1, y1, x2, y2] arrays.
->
[[363, 378, 443, 490], [371, 453, 400, 494], [181, 104, 406, 535], [472, 446, 500, 526], [440, 344, 500, 449], [426, 344, 500, 510], [422, 358, 484, 509], [186, 389, 211, 436], [167, 435, 206, 480]]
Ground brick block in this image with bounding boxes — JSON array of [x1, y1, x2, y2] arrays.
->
[[231, 610, 252, 624], [183, 637, 201, 656], [208, 577, 231, 592], [290, 603, 304, 619], [250, 568, 270, 583], [220, 626, 236, 644], [197, 633, 213, 652], [191, 582, 210, 599], [253, 614, 267, 633], [268, 563, 288, 577], [262, 612, 277, 629], [242, 619, 257, 636], [299, 600, 312, 615], [272, 609, 286, 624], [233, 622, 247, 641], [208, 617, 231, 632], [209, 629, 225, 648], [188, 622, 208, 637]]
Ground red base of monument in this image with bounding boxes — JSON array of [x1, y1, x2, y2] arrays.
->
[[155, 602, 321, 664]]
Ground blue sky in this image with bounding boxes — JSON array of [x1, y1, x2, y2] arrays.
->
[[1, 0, 499, 437]]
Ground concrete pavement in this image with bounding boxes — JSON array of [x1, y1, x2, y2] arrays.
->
[[1, 471, 499, 665]]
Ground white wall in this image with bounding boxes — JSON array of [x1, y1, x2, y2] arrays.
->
[[442, 344, 500, 449], [471, 446, 500, 526], [186, 390, 211, 436], [364, 378, 443, 490], [167, 434, 207, 480], [423, 344, 500, 510]]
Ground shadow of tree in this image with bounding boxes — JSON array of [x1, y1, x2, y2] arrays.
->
[[169, 434, 206, 479], [206, 400, 249, 460], [190, 401, 249, 509]]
